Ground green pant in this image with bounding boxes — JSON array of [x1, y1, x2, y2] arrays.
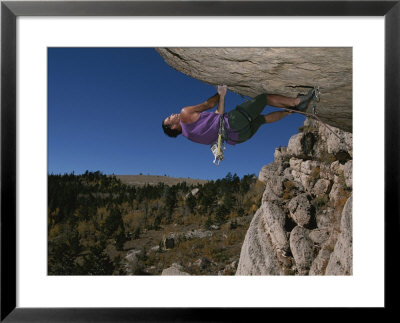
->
[[227, 93, 267, 143]]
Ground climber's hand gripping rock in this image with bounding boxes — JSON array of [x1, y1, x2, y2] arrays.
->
[[217, 85, 227, 97]]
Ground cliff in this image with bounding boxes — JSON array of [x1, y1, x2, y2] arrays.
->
[[236, 118, 352, 275], [156, 48, 352, 132]]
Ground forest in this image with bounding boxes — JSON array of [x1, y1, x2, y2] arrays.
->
[[48, 171, 264, 275]]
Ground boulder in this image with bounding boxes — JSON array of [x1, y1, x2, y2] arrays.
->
[[287, 133, 305, 157], [309, 228, 330, 244], [263, 202, 290, 252], [329, 183, 342, 205], [326, 127, 353, 155], [319, 163, 334, 180], [262, 182, 281, 202], [289, 158, 302, 172], [290, 226, 314, 275], [330, 161, 344, 176], [343, 160, 353, 189], [273, 146, 289, 161], [184, 229, 213, 239], [288, 194, 312, 227], [124, 250, 141, 274], [316, 208, 334, 229], [125, 249, 139, 262], [313, 179, 331, 196], [162, 263, 190, 276], [309, 248, 332, 275], [236, 207, 283, 275], [261, 176, 285, 201], [258, 163, 279, 182], [325, 195, 353, 275], [300, 160, 319, 175], [283, 167, 294, 180]]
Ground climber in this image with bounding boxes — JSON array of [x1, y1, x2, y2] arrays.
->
[[162, 86, 315, 146]]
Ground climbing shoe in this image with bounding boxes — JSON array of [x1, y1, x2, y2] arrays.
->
[[294, 88, 315, 112]]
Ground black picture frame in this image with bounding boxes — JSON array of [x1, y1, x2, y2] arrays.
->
[[1, 0, 398, 321]]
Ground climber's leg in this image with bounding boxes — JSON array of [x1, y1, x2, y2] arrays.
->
[[230, 111, 292, 143], [235, 93, 269, 120], [227, 92, 295, 143], [264, 111, 292, 123], [266, 94, 299, 109], [237, 93, 299, 116]]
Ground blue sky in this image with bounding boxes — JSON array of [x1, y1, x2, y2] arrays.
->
[[48, 48, 305, 180]]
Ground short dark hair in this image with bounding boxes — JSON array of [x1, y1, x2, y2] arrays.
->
[[162, 121, 181, 138]]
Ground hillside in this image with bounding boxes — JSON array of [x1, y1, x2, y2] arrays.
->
[[115, 174, 208, 187], [48, 171, 263, 275]]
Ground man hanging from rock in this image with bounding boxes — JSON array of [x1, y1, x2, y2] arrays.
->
[[162, 86, 315, 147]]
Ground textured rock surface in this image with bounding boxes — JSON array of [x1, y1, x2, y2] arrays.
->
[[123, 250, 141, 274], [236, 117, 352, 275], [313, 179, 331, 196], [290, 226, 314, 275], [161, 263, 190, 276], [236, 207, 283, 275], [309, 229, 330, 245], [157, 47, 352, 132], [288, 194, 312, 227], [325, 195, 353, 275], [263, 202, 290, 252], [309, 248, 331, 275]]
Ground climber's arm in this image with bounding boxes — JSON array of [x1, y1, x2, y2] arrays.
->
[[180, 93, 220, 123], [215, 85, 227, 115]]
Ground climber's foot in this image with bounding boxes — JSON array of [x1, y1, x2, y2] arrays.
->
[[294, 88, 315, 112]]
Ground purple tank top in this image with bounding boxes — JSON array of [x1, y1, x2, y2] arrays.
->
[[180, 112, 238, 145]]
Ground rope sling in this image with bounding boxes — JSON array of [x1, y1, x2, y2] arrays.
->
[[210, 86, 352, 165], [210, 114, 226, 165]]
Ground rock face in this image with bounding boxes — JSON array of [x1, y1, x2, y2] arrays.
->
[[325, 195, 353, 275], [156, 48, 352, 132], [236, 118, 352, 275], [235, 207, 284, 275], [290, 226, 314, 275]]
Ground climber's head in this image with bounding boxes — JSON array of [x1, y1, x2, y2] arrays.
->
[[162, 113, 182, 138]]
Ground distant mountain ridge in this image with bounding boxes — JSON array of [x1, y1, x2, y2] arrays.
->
[[114, 174, 209, 187]]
